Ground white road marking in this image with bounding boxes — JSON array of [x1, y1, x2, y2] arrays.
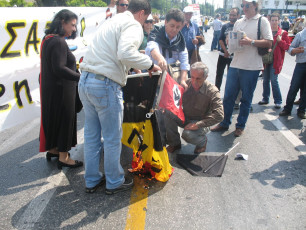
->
[[16, 128, 85, 229], [279, 72, 292, 81], [0, 118, 40, 151], [16, 171, 66, 229], [265, 114, 306, 155]]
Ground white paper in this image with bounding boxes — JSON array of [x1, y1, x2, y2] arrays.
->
[[228, 31, 245, 54], [236, 153, 248, 160]]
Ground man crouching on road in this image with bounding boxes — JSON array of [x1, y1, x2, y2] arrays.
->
[[78, 0, 161, 195], [165, 62, 224, 154]]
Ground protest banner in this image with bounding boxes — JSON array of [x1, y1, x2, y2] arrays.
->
[[0, 7, 112, 131]]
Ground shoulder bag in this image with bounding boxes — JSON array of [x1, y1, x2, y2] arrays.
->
[[262, 30, 284, 65], [257, 16, 269, 56]]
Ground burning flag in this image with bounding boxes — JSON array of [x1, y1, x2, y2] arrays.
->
[[121, 72, 173, 182]]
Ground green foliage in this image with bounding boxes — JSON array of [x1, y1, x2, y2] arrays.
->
[[1, 0, 214, 16], [66, 0, 83, 6], [85, 0, 106, 7], [1, 0, 34, 7], [12, 0, 27, 6], [215, 8, 226, 14], [0, 0, 10, 6], [66, 0, 106, 6], [151, 0, 187, 15], [35, 0, 66, 6]]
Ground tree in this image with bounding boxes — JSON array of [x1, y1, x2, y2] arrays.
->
[[66, 0, 106, 6], [1, 0, 34, 6], [35, 0, 66, 6]]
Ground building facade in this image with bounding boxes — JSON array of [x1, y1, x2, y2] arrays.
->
[[224, 0, 306, 17]]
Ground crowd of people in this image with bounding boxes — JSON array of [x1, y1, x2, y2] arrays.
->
[[39, 0, 305, 195]]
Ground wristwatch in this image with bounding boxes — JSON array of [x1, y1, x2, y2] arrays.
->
[[251, 40, 255, 46]]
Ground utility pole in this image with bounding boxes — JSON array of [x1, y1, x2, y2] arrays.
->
[[296, 1, 300, 17], [285, 0, 289, 13]]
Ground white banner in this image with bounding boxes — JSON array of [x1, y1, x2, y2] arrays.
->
[[0, 7, 115, 131]]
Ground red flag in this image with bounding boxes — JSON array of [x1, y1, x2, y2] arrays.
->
[[158, 72, 185, 124]]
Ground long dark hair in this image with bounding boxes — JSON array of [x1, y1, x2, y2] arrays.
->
[[45, 9, 78, 39]]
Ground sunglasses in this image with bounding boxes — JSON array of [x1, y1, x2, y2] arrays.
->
[[119, 3, 128, 7], [241, 3, 250, 8], [145, 20, 153, 24]]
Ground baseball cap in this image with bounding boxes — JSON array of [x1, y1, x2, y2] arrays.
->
[[147, 14, 153, 20], [183, 6, 193, 13]]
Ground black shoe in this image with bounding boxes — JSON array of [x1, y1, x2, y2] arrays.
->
[[105, 177, 134, 195], [293, 100, 300, 105], [297, 111, 306, 119], [57, 160, 83, 169], [85, 175, 106, 193], [46, 152, 59, 161], [279, 110, 291, 116], [211, 124, 229, 132], [258, 100, 269, 105], [46, 152, 70, 161]]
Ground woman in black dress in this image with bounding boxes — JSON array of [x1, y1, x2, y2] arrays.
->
[[39, 9, 83, 169]]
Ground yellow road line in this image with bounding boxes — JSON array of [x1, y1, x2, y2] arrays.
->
[[125, 176, 149, 230]]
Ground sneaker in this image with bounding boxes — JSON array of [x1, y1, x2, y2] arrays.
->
[[85, 175, 106, 193], [105, 177, 134, 195], [297, 111, 306, 119], [234, 103, 240, 110], [274, 104, 281, 109], [279, 110, 291, 116], [258, 100, 269, 105]]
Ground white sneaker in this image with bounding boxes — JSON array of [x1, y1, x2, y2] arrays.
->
[[275, 104, 281, 109]]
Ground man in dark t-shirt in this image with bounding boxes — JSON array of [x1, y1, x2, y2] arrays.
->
[[281, 17, 290, 32], [215, 8, 240, 90]]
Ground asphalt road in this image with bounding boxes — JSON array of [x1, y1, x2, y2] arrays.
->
[[0, 28, 305, 230]]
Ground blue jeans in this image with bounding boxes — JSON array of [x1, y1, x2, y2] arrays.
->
[[220, 67, 260, 129], [211, 30, 221, 51], [284, 63, 306, 113], [78, 71, 124, 189], [262, 64, 282, 104]]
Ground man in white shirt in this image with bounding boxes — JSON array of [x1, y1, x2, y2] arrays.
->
[[211, 14, 222, 51], [79, 0, 161, 195], [211, 0, 273, 137]]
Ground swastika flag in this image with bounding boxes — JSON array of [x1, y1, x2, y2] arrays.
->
[[158, 72, 185, 124]]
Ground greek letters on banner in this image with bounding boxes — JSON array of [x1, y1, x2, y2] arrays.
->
[[0, 7, 113, 131]]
